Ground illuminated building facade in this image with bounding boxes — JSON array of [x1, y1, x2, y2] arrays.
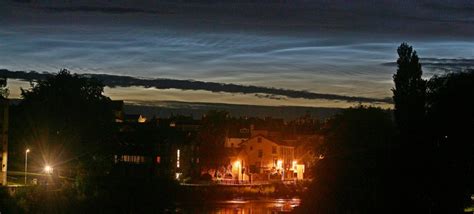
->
[[233, 135, 304, 182]]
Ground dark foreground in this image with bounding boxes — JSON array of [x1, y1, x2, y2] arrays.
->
[[0, 180, 306, 213]]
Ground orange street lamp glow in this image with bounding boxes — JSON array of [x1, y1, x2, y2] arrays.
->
[[234, 160, 241, 168], [277, 160, 283, 169], [234, 160, 241, 182]]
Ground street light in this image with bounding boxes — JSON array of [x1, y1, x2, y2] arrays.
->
[[234, 160, 241, 183], [277, 160, 283, 169], [277, 160, 284, 181], [44, 165, 53, 174], [24, 149, 30, 185]]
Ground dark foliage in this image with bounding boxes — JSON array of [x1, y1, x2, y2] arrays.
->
[[422, 70, 474, 212], [392, 43, 426, 137], [391, 46, 472, 213], [0, 178, 179, 213], [9, 69, 116, 187], [298, 106, 395, 213], [197, 110, 230, 169], [320, 107, 395, 155], [300, 44, 473, 213], [0, 77, 8, 98]]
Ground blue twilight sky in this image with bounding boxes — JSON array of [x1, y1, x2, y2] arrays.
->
[[1, 0, 473, 107]]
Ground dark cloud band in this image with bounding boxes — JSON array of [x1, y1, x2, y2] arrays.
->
[[1, 69, 391, 104]]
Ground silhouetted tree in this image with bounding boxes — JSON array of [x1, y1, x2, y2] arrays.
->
[[0, 77, 8, 98], [392, 43, 426, 137], [10, 69, 116, 189], [391, 43, 430, 212], [391, 44, 473, 213], [299, 44, 473, 214], [299, 106, 395, 213], [424, 70, 474, 212], [426, 70, 474, 139], [320, 107, 394, 155], [197, 110, 230, 172]]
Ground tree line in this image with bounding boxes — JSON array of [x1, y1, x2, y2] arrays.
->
[[299, 43, 473, 213]]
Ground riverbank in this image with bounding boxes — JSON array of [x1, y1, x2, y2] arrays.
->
[[177, 181, 309, 201], [0, 178, 309, 213]]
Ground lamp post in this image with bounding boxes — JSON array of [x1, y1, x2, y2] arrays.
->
[[24, 149, 30, 185], [234, 160, 241, 184], [277, 160, 283, 181], [238, 162, 241, 183]]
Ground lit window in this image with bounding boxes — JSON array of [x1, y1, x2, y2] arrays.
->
[[156, 156, 161, 164], [121, 155, 146, 164], [277, 160, 283, 169]]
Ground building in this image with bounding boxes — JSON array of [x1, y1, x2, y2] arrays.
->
[[111, 108, 201, 180], [232, 134, 304, 182], [224, 127, 250, 148]]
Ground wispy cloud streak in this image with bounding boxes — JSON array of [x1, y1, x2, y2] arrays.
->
[[382, 58, 474, 73]]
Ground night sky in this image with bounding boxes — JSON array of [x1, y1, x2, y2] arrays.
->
[[1, 0, 473, 107]]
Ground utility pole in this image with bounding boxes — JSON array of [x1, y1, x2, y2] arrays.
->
[[25, 149, 30, 185], [0, 98, 9, 186]]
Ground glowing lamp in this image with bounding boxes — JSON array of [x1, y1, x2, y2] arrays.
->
[[234, 160, 241, 168], [277, 160, 283, 169], [44, 165, 53, 174]]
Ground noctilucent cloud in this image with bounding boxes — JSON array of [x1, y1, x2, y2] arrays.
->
[[1, 0, 473, 107]]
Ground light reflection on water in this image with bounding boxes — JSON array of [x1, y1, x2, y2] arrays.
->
[[175, 198, 301, 213]]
